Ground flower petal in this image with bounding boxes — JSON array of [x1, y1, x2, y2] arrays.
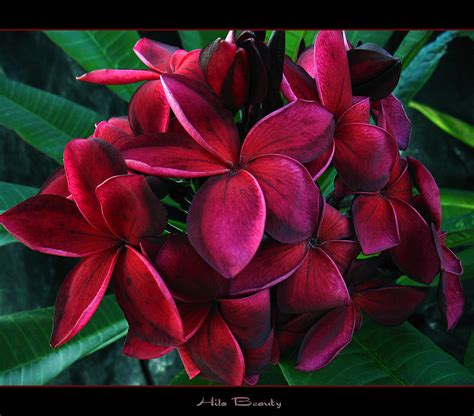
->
[[296, 304, 357, 371], [173, 50, 206, 83], [128, 80, 170, 135], [187, 170, 266, 278], [178, 344, 201, 379], [438, 271, 464, 331], [123, 331, 175, 359], [186, 309, 245, 386], [317, 202, 353, 241], [77, 69, 161, 84], [39, 167, 69, 197], [281, 56, 318, 102], [241, 100, 334, 163], [95, 174, 167, 247], [320, 240, 360, 275], [304, 141, 335, 180], [0, 195, 117, 257], [93, 121, 132, 151], [352, 194, 400, 254], [278, 247, 350, 314], [297, 46, 316, 78], [64, 138, 127, 234], [338, 97, 371, 125], [161, 73, 239, 164], [442, 246, 463, 275], [113, 246, 184, 346], [133, 38, 177, 72], [178, 301, 211, 341], [243, 329, 274, 376], [246, 155, 320, 244]]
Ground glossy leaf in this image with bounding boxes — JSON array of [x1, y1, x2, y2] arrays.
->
[[178, 31, 228, 51], [394, 31, 433, 70], [285, 31, 318, 60], [346, 31, 394, 48], [441, 188, 474, 219], [444, 212, 474, 248]]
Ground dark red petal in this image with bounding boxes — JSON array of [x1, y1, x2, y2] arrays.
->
[[442, 246, 463, 275], [297, 46, 316, 78], [77, 69, 161, 84], [107, 116, 133, 135], [93, 121, 132, 151], [133, 38, 177, 72], [155, 234, 229, 302], [243, 329, 274, 376], [128, 80, 170, 135], [95, 174, 167, 246], [314, 30, 353, 117], [407, 157, 442, 230], [161, 74, 239, 164], [317, 202, 353, 241], [187, 309, 245, 386], [278, 248, 350, 314], [230, 240, 308, 295], [178, 301, 211, 341], [188, 170, 265, 279], [219, 48, 249, 109], [64, 138, 128, 234], [304, 141, 335, 180], [123, 331, 175, 359], [320, 240, 360, 275], [338, 98, 371, 124], [385, 159, 412, 202], [281, 56, 318, 102], [113, 246, 184, 346], [353, 286, 426, 326], [334, 123, 397, 192], [39, 167, 69, 197], [241, 100, 334, 163], [296, 304, 357, 371], [438, 271, 464, 331], [122, 133, 230, 178], [246, 155, 320, 244], [178, 344, 201, 379], [219, 289, 271, 349], [51, 249, 119, 347], [352, 194, 400, 254], [0, 195, 117, 257], [390, 198, 440, 283], [174, 50, 206, 83]]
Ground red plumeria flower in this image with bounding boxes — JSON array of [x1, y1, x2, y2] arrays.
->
[[0, 138, 183, 348], [123, 73, 335, 278], [123, 235, 273, 386], [282, 30, 397, 190], [408, 157, 464, 330], [78, 38, 204, 135]]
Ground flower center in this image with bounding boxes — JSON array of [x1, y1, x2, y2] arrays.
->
[[308, 237, 319, 248]]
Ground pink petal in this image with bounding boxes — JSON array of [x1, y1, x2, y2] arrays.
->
[[128, 80, 170, 135], [123, 331, 175, 359], [317, 202, 353, 241], [338, 97, 371, 125], [133, 38, 177, 73], [178, 344, 201, 379], [296, 304, 357, 371], [107, 116, 133, 135], [297, 46, 316, 78], [304, 140, 335, 180], [51, 249, 120, 347], [0, 195, 117, 257], [122, 133, 230, 178], [186, 309, 245, 386], [334, 123, 397, 192], [93, 121, 132, 151], [314, 30, 353, 117], [278, 248, 350, 314], [187, 170, 266, 278], [64, 138, 127, 234], [230, 240, 308, 295], [241, 100, 334, 164], [281, 56, 318, 102], [438, 271, 464, 331], [95, 174, 167, 247], [320, 240, 360, 275], [352, 194, 400, 254], [246, 155, 320, 244], [77, 69, 161, 84], [113, 246, 184, 346], [39, 167, 69, 197]]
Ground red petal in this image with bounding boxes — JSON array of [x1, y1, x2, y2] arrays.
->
[[390, 198, 440, 283], [297, 46, 316, 78], [230, 240, 308, 295], [64, 138, 127, 234], [178, 344, 201, 379], [133, 38, 177, 72], [352, 194, 400, 254], [51, 249, 119, 347], [442, 246, 463, 275], [320, 240, 360, 275], [438, 271, 464, 331], [219, 289, 271, 349], [77, 69, 161, 84], [128, 80, 170, 135], [0, 195, 117, 257], [123, 331, 175, 359], [385, 159, 412, 201], [296, 304, 357, 371], [95, 174, 167, 247], [107, 116, 133, 135], [241, 100, 334, 163], [161, 74, 239, 164], [243, 329, 274, 376], [113, 246, 184, 346], [334, 123, 397, 192], [122, 133, 230, 178], [317, 202, 353, 241], [174, 50, 206, 83], [93, 121, 132, 151], [314, 30, 353, 117], [338, 98, 371, 124], [188, 170, 265, 278], [178, 301, 211, 341], [186, 309, 245, 386], [281, 56, 318, 102], [278, 248, 350, 314], [246, 155, 320, 244], [304, 141, 335, 180], [39, 167, 69, 197]]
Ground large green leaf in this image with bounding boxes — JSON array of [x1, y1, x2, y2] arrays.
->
[[444, 212, 474, 248], [0, 74, 101, 163], [346, 31, 394, 48], [284, 31, 318, 61], [394, 31, 458, 103], [409, 101, 474, 148], [279, 318, 474, 385], [441, 188, 474, 219], [178, 31, 227, 51], [0, 295, 128, 385], [465, 332, 474, 373], [45, 31, 144, 102], [394, 31, 433, 69]]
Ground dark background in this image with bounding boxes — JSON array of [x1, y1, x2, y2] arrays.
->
[[0, 31, 473, 385]]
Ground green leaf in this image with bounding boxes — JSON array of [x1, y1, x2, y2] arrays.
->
[[441, 188, 474, 218], [171, 370, 219, 385], [346, 31, 394, 48], [0, 74, 102, 163], [285, 31, 318, 61], [444, 212, 474, 248], [459, 31, 474, 41], [279, 318, 474, 385], [394, 31, 433, 69], [0, 295, 128, 385], [465, 332, 474, 373], [45, 31, 144, 102], [317, 167, 337, 198], [409, 101, 474, 148], [394, 31, 458, 103], [178, 31, 228, 51]]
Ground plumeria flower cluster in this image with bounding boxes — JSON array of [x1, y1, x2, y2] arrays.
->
[[0, 30, 464, 386]]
